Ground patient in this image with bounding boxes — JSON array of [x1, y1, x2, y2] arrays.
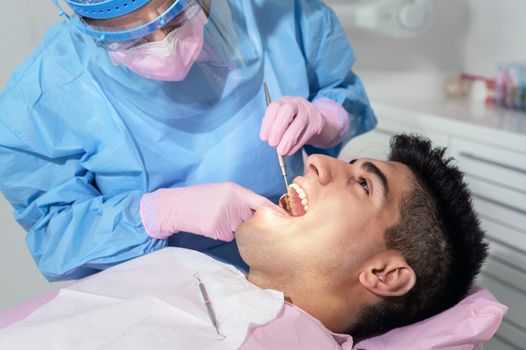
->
[[237, 133, 488, 342], [0, 134, 490, 348]]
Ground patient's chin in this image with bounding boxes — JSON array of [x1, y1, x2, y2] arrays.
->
[[234, 222, 257, 261], [235, 215, 259, 246], [235, 221, 274, 267]]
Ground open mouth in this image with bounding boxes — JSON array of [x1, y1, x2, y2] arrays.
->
[[279, 183, 309, 217]]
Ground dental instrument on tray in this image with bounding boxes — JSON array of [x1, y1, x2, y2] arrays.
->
[[194, 274, 224, 338], [263, 83, 290, 191]]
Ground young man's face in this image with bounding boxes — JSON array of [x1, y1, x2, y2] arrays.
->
[[236, 154, 415, 284]]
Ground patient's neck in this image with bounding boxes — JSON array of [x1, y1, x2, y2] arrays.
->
[[247, 269, 360, 334]]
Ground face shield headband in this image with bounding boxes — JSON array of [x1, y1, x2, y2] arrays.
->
[[52, 0, 196, 48]]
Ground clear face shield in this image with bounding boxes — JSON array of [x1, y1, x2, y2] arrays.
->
[[53, 0, 257, 83]]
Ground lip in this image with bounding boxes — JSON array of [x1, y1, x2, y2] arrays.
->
[[253, 205, 291, 222]]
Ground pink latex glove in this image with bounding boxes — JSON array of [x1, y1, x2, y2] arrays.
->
[[140, 182, 283, 241], [260, 97, 350, 156]]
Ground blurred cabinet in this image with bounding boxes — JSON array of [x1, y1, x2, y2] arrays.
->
[[0, 1, 62, 311], [342, 103, 526, 349]]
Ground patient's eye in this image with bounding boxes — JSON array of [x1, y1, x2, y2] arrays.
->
[[359, 177, 370, 195]]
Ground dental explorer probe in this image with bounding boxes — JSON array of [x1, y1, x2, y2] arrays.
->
[[263, 83, 289, 191], [194, 274, 224, 338]]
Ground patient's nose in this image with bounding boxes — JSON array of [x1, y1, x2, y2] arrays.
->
[[306, 155, 334, 186]]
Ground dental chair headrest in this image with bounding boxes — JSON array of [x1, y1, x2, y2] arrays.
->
[[355, 286, 507, 350]]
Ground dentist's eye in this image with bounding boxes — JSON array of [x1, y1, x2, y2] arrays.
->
[[358, 177, 370, 195]]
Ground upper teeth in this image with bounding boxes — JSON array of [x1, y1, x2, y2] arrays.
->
[[290, 183, 309, 211]]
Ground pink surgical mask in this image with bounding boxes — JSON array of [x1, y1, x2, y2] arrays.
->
[[109, 9, 207, 81]]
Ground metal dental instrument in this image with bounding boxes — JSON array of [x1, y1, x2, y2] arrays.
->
[[263, 83, 290, 191], [194, 274, 224, 338]]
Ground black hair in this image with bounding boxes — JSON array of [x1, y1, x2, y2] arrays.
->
[[348, 134, 488, 341]]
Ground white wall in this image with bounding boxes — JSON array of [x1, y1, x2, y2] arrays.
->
[[329, 0, 526, 77], [0, 1, 64, 311], [462, 0, 526, 77], [0, 2, 59, 88], [334, 0, 470, 73]]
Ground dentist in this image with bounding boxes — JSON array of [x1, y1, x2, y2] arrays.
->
[[0, 0, 376, 280]]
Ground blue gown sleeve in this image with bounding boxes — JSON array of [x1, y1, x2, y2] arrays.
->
[[0, 117, 166, 281], [298, 0, 377, 157]]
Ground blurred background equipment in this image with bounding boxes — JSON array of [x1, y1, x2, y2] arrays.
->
[[329, 0, 432, 38]]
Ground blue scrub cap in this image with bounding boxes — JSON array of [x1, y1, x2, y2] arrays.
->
[[64, 0, 150, 20]]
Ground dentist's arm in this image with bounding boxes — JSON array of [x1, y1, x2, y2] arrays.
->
[[0, 120, 165, 281], [260, 1, 377, 158], [0, 119, 279, 281], [302, 1, 377, 157]]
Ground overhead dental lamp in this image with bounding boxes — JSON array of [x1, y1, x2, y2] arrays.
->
[[329, 0, 432, 38]]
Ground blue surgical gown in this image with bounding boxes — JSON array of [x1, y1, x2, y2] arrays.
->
[[0, 0, 376, 281]]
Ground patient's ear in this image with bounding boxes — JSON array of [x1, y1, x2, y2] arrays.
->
[[358, 250, 416, 297]]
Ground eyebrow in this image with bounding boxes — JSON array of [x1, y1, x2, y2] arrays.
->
[[362, 161, 390, 201]]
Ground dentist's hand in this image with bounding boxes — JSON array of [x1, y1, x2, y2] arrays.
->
[[260, 97, 350, 156], [140, 182, 282, 241]]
